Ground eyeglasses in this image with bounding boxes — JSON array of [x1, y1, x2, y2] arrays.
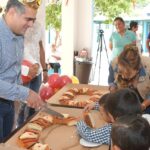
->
[[18, 0, 41, 8]]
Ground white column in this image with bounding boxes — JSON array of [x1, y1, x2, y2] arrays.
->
[[61, 0, 93, 76], [37, 0, 46, 47]]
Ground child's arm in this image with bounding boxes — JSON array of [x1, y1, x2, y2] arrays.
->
[[76, 120, 112, 145], [93, 101, 100, 110], [84, 101, 99, 113]]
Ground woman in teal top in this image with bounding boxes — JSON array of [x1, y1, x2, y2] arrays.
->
[[109, 17, 136, 60]]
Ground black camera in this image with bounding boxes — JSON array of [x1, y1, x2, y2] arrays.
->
[[99, 29, 104, 34]]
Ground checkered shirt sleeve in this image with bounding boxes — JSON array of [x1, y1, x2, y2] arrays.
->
[[76, 120, 112, 145], [93, 101, 99, 110]]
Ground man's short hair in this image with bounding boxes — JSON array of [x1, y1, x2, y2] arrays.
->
[[5, 0, 26, 14], [5, 0, 39, 14]]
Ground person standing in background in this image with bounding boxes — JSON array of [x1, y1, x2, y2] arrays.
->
[[0, 0, 44, 142], [129, 21, 143, 54], [129, 21, 138, 33], [17, 20, 48, 127], [47, 43, 61, 73], [109, 17, 136, 61], [146, 32, 150, 55]]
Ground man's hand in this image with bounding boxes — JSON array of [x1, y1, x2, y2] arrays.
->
[[26, 89, 44, 109], [28, 63, 39, 79]]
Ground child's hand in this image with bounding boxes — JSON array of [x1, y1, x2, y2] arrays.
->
[[83, 102, 95, 113]]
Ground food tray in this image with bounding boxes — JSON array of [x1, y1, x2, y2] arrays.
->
[[47, 83, 109, 108]]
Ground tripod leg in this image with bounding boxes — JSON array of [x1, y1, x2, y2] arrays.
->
[[98, 48, 102, 85], [92, 42, 100, 80], [103, 35, 109, 65]]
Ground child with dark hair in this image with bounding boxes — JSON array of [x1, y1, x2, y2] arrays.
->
[[76, 88, 142, 146], [111, 115, 150, 150]]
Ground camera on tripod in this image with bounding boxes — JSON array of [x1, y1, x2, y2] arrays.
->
[[98, 29, 104, 35], [92, 28, 109, 85]]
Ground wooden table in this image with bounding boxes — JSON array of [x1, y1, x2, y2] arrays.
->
[[5, 106, 109, 150], [5, 84, 109, 150]]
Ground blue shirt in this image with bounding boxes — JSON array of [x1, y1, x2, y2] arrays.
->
[[0, 16, 29, 101], [109, 30, 136, 60]]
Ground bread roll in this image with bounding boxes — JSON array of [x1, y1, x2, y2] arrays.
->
[[31, 118, 51, 128], [26, 122, 43, 132], [53, 116, 78, 126], [18, 132, 39, 148], [31, 143, 50, 150], [41, 115, 53, 123], [84, 113, 95, 128], [20, 132, 38, 139]]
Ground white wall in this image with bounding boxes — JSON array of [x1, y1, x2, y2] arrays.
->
[[75, 0, 93, 56], [61, 0, 75, 76], [61, 0, 93, 76]]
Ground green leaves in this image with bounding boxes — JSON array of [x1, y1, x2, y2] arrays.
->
[[94, 0, 149, 22], [46, 3, 61, 31], [94, 0, 131, 22], [45, 0, 149, 29]]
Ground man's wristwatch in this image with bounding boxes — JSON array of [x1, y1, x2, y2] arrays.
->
[[43, 68, 48, 72]]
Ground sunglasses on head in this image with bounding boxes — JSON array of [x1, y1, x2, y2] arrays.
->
[[18, 0, 41, 7]]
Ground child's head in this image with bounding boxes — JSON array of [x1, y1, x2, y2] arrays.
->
[[98, 93, 111, 122], [111, 115, 150, 150], [98, 88, 142, 123]]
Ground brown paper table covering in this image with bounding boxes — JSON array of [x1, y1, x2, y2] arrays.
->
[[0, 143, 25, 150], [47, 83, 109, 108], [5, 105, 109, 150]]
